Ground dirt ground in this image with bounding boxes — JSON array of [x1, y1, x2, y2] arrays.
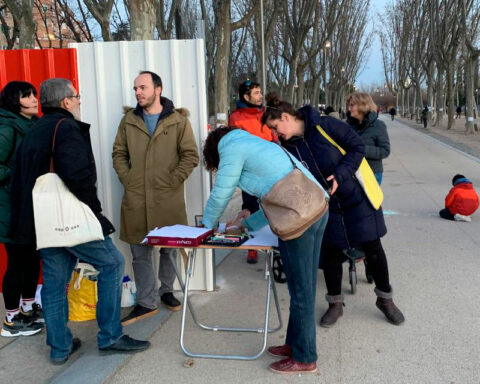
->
[[392, 114, 480, 159]]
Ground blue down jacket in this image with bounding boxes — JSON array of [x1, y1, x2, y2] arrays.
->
[[282, 106, 387, 249], [203, 129, 327, 230]]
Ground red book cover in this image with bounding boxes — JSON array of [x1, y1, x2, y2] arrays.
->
[[145, 225, 214, 247]]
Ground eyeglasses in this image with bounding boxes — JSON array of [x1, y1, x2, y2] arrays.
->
[[66, 94, 81, 100]]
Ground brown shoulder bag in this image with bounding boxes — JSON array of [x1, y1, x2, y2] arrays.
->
[[260, 147, 328, 241]]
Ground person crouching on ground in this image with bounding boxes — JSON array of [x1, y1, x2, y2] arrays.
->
[[439, 174, 479, 222], [202, 127, 329, 375]]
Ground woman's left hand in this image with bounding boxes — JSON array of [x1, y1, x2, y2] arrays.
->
[[327, 175, 338, 195]]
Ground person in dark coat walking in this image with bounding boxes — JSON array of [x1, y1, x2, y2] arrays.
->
[[262, 93, 404, 328], [389, 107, 396, 120], [10, 78, 149, 364], [421, 106, 429, 128], [347, 93, 390, 185], [0, 81, 44, 337]]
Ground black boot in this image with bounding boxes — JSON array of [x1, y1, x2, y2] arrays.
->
[[375, 287, 405, 325], [319, 294, 344, 328]]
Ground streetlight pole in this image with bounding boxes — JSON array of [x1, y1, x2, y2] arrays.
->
[[260, 0, 266, 94], [323, 40, 331, 108]]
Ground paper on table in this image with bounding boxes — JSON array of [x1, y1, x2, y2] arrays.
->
[[243, 226, 278, 247], [142, 224, 212, 243]]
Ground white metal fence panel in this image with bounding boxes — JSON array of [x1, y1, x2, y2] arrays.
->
[[70, 40, 213, 291]]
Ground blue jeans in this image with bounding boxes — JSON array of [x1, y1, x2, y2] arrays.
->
[[278, 213, 328, 363], [375, 172, 383, 185], [40, 237, 124, 359]]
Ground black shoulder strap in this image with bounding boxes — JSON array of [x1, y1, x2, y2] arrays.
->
[[279, 145, 298, 170]]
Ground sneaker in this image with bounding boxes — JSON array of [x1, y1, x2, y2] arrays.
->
[[269, 358, 317, 374], [99, 335, 150, 353], [1, 314, 43, 337], [121, 305, 158, 326], [21, 303, 44, 323], [267, 344, 292, 358], [454, 214, 472, 222], [247, 250, 258, 264], [51, 338, 82, 365], [161, 292, 181, 312]]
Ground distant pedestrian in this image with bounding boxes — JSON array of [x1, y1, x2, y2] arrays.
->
[[324, 106, 340, 119], [421, 106, 428, 128], [439, 174, 479, 222], [389, 107, 396, 120], [456, 106, 462, 119], [347, 93, 390, 185]]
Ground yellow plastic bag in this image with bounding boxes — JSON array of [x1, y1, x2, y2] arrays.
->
[[68, 269, 97, 321], [316, 125, 384, 210]]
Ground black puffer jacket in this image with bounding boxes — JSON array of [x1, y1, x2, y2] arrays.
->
[[282, 106, 387, 249], [347, 111, 390, 174], [10, 107, 114, 244]]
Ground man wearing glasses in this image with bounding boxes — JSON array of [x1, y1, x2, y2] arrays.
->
[[228, 80, 275, 264], [10, 78, 150, 364]]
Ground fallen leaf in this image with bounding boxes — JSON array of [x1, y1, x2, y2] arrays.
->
[[183, 358, 195, 368]]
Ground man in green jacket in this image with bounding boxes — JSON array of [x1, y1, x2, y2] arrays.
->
[[113, 71, 199, 325]]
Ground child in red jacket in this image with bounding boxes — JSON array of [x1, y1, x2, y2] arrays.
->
[[439, 174, 479, 221]]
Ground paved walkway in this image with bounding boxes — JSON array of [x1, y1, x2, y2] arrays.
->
[[1, 116, 480, 383]]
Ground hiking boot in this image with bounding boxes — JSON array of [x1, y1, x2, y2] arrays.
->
[[161, 292, 181, 312], [319, 294, 344, 328], [269, 358, 317, 374], [51, 338, 82, 365], [247, 250, 258, 264], [1, 314, 43, 337], [121, 305, 158, 326], [267, 344, 292, 358], [375, 287, 405, 325], [21, 303, 44, 323]]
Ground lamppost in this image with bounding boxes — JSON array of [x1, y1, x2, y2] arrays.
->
[[323, 40, 331, 107]]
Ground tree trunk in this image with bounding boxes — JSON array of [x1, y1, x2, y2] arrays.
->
[[296, 66, 305, 107], [214, 0, 231, 124], [415, 82, 423, 123], [312, 77, 320, 109], [446, 65, 455, 129], [435, 70, 445, 127], [128, 0, 156, 40], [286, 52, 299, 104], [465, 56, 477, 134]]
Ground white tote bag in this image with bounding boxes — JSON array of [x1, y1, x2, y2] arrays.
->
[[32, 119, 104, 249]]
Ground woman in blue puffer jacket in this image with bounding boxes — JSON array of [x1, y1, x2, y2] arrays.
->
[[202, 127, 328, 375], [261, 93, 404, 328]]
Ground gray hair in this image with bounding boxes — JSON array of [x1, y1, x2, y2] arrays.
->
[[40, 78, 74, 108]]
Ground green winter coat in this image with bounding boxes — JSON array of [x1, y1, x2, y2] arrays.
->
[[112, 100, 200, 244], [0, 108, 36, 243]]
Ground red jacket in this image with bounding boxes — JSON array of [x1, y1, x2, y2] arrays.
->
[[228, 104, 274, 142], [445, 182, 479, 215]]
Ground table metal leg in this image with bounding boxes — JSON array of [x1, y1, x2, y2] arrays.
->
[[169, 248, 284, 360]]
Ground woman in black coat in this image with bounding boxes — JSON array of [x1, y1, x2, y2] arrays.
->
[[262, 93, 404, 327], [347, 93, 390, 185]]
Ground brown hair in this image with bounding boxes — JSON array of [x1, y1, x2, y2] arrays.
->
[[346, 92, 377, 115], [261, 92, 302, 125], [202, 126, 239, 171]]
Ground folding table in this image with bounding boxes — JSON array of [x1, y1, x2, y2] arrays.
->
[[159, 243, 283, 361]]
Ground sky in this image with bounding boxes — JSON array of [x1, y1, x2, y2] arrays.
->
[[355, 0, 390, 87]]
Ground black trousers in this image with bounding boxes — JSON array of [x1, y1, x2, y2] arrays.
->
[[439, 208, 455, 221], [322, 238, 391, 296], [2, 243, 40, 310]]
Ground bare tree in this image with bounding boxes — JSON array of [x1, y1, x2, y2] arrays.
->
[[3, 0, 35, 48], [83, 0, 115, 41]]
